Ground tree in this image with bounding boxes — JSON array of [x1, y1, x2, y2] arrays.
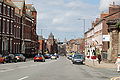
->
[[115, 22, 120, 28]]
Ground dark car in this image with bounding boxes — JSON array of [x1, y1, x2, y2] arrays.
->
[[34, 54, 45, 62], [15, 54, 26, 62], [72, 54, 85, 64], [4, 54, 17, 63], [44, 54, 51, 59]]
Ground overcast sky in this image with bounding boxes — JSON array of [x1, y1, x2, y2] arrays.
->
[[26, 0, 120, 41]]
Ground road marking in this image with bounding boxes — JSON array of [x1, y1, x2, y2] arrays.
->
[[18, 76, 29, 80], [111, 77, 120, 80], [18, 66, 28, 69], [0, 69, 14, 72]]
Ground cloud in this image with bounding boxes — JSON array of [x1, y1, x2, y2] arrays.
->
[[25, 0, 100, 40], [99, 0, 120, 11]]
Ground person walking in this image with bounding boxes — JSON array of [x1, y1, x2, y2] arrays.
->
[[97, 54, 102, 64], [115, 56, 120, 72]]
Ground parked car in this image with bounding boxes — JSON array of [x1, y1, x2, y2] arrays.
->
[[0, 54, 5, 64], [15, 54, 26, 62], [4, 54, 17, 63], [67, 55, 73, 60], [34, 54, 45, 62], [72, 54, 85, 64], [44, 54, 51, 59], [51, 54, 57, 60]]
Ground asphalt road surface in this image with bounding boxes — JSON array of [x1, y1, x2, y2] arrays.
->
[[0, 56, 119, 80]]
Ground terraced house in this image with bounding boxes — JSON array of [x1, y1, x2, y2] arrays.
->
[[0, 0, 38, 57]]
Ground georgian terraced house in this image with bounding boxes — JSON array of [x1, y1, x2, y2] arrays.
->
[[0, 0, 38, 57]]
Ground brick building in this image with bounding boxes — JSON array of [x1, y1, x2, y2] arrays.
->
[[66, 38, 85, 54], [85, 4, 120, 62], [0, 0, 38, 57], [38, 35, 46, 54]]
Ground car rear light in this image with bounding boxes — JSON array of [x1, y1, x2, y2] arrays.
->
[[39, 57, 43, 59], [16, 56, 20, 59]]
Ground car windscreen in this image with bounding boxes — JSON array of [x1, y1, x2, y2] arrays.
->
[[15, 54, 21, 56], [74, 55, 84, 59], [35, 55, 42, 57]]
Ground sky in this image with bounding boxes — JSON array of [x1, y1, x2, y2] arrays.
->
[[25, 0, 120, 41]]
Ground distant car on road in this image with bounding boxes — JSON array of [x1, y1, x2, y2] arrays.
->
[[0, 54, 5, 64], [4, 54, 17, 63], [67, 55, 73, 60], [51, 54, 57, 60], [15, 54, 26, 62], [72, 54, 85, 64], [44, 54, 51, 59], [34, 54, 45, 62]]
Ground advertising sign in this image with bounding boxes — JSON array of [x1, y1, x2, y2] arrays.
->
[[102, 35, 110, 41]]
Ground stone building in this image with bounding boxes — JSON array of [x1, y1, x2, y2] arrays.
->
[[106, 4, 120, 62], [46, 33, 58, 54]]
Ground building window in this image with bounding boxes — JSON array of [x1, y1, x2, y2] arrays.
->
[[11, 8, 13, 17], [10, 21, 13, 34], [16, 26, 18, 37], [0, 3, 2, 13], [7, 6, 10, 16], [3, 19, 6, 33], [19, 27, 20, 37], [0, 18, 1, 33], [14, 25, 16, 36], [3, 5, 6, 15], [10, 38, 12, 53], [7, 20, 9, 34]]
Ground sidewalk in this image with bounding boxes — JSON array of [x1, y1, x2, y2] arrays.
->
[[85, 59, 116, 69]]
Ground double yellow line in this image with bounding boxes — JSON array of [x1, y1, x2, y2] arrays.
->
[[111, 77, 120, 80]]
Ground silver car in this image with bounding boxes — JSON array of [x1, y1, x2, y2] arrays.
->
[[72, 54, 85, 64]]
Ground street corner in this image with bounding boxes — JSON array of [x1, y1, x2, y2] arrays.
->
[[110, 76, 120, 80]]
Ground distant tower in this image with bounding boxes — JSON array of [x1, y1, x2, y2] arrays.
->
[[48, 32, 54, 40], [46, 33, 58, 54], [64, 37, 67, 43]]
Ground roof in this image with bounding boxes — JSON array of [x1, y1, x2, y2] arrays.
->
[[11, 0, 25, 9], [38, 35, 44, 40], [25, 4, 32, 16], [31, 6, 36, 12], [49, 32, 54, 39]]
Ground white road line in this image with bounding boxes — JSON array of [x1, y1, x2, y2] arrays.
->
[[0, 69, 14, 72], [18, 76, 29, 80], [18, 66, 28, 69]]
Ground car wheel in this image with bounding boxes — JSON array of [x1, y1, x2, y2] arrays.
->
[[2, 61, 5, 64], [43, 60, 45, 62], [24, 59, 26, 62]]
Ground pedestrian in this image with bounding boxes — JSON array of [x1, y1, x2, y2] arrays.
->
[[97, 54, 102, 64], [115, 55, 120, 72]]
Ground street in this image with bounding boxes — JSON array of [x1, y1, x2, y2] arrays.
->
[[0, 56, 119, 80]]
